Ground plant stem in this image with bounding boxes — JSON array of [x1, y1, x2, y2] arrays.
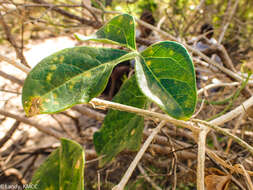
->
[[196, 126, 209, 190], [90, 98, 200, 133], [207, 73, 251, 121], [112, 121, 167, 190], [90, 97, 253, 156], [194, 119, 253, 155]]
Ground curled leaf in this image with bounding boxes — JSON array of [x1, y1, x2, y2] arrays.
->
[[205, 174, 231, 190]]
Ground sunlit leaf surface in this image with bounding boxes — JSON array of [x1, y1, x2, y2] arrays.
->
[[75, 14, 136, 50], [22, 46, 129, 116], [135, 41, 197, 119]]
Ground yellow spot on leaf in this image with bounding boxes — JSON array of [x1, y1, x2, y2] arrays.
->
[[50, 65, 57, 70], [53, 93, 58, 99], [169, 50, 174, 56], [45, 185, 54, 190], [75, 159, 80, 169], [129, 20, 133, 25], [59, 56, 64, 62], [131, 129, 136, 135], [148, 49, 153, 55], [83, 72, 91, 77], [69, 84, 74, 90], [46, 73, 53, 82], [146, 61, 151, 66]]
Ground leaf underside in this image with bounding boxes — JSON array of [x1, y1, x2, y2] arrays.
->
[[136, 41, 197, 120], [94, 76, 147, 166], [28, 138, 85, 190], [75, 14, 136, 50], [22, 46, 129, 116]]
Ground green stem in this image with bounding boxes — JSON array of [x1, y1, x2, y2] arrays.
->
[[207, 73, 251, 121], [199, 94, 233, 105], [112, 51, 139, 66]]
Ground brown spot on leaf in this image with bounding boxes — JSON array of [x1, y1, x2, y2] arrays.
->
[[25, 96, 43, 116], [75, 159, 80, 169]]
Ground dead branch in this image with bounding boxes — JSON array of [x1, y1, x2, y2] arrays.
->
[[0, 121, 20, 148], [31, 0, 102, 28], [0, 11, 29, 67], [0, 70, 24, 86], [0, 109, 63, 139]]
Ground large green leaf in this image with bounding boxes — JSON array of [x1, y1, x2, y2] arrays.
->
[[94, 76, 147, 166], [75, 14, 136, 50], [27, 138, 85, 190], [22, 46, 137, 116], [135, 41, 197, 120]]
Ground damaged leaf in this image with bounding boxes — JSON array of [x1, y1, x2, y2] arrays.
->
[[22, 46, 135, 116]]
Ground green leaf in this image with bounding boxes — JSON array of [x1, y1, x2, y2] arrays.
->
[[75, 14, 136, 50], [135, 41, 197, 120], [27, 138, 85, 190], [60, 138, 85, 190], [22, 46, 138, 116], [94, 76, 147, 166], [27, 149, 60, 190]]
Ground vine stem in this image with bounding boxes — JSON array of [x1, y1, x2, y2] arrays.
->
[[196, 126, 209, 190], [90, 98, 200, 133], [90, 97, 253, 155], [112, 120, 167, 190]]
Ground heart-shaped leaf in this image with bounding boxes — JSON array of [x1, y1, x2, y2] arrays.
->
[[22, 46, 137, 116], [75, 14, 136, 50], [27, 138, 85, 190], [135, 41, 197, 119], [94, 76, 147, 166]]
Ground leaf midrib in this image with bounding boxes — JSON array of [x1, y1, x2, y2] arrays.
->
[[138, 56, 185, 117]]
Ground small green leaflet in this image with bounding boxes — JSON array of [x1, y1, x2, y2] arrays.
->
[[75, 14, 136, 50], [135, 41, 197, 120], [94, 76, 147, 166], [22, 46, 136, 116], [27, 138, 85, 190]]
